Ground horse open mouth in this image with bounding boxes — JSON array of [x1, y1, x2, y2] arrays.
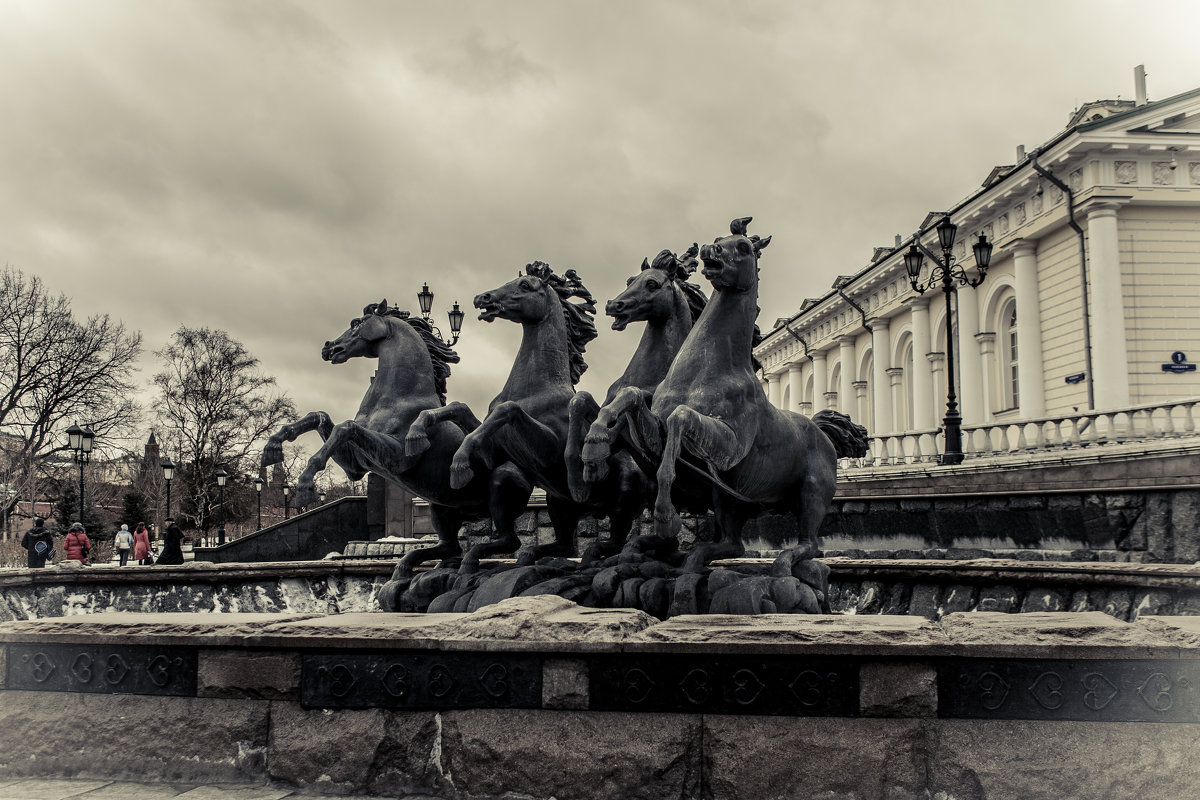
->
[[609, 315, 630, 332], [476, 302, 501, 322]]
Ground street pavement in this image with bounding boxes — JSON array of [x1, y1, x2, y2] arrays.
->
[[0, 778, 421, 800]]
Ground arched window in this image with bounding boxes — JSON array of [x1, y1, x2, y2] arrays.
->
[[903, 339, 915, 431], [999, 300, 1019, 410]]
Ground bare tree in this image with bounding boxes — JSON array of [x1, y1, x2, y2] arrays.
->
[[0, 267, 142, 534], [154, 326, 295, 533]]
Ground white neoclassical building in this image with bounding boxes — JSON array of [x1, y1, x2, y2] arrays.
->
[[755, 77, 1200, 460]]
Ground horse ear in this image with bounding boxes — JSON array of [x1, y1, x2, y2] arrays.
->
[[641, 258, 650, 271], [730, 217, 753, 236], [377, 299, 388, 314], [753, 235, 772, 254]]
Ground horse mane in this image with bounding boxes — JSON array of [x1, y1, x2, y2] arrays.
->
[[364, 299, 460, 405], [525, 261, 598, 385], [646, 244, 708, 323]]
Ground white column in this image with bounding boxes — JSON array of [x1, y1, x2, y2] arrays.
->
[[767, 372, 784, 408], [956, 286, 984, 426], [1085, 200, 1131, 409], [852, 381, 869, 425], [909, 298, 935, 430], [759, 378, 768, 397], [812, 351, 828, 412], [870, 319, 893, 435], [837, 336, 856, 412], [928, 351, 946, 423], [975, 332, 997, 421], [787, 364, 804, 413], [824, 391, 839, 413], [1008, 239, 1046, 418], [887, 367, 905, 432]]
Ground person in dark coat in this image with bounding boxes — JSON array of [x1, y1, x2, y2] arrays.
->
[[20, 518, 55, 568], [156, 518, 185, 565]]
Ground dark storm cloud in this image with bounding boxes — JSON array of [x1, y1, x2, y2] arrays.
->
[[1, 0, 1197, 459]]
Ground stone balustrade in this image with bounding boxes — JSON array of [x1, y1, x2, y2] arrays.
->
[[841, 396, 1200, 472]]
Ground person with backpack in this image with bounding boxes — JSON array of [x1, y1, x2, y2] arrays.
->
[[64, 523, 91, 565], [114, 523, 134, 566], [133, 522, 152, 565], [20, 517, 55, 568]]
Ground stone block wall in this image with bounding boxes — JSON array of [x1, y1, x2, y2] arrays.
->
[[1, 600, 1199, 799]]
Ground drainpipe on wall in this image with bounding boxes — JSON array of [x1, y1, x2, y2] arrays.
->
[[1029, 149, 1096, 410]]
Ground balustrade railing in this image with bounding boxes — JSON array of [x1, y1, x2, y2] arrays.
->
[[838, 397, 1200, 473]]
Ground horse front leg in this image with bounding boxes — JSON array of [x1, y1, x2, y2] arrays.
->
[[450, 402, 563, 491], [653, 406, 740, 544], [405, 402, 483, 457], [566, 391, 600, 504], [261, 411, 334, 467], [518, 495, 582, 565], [582, 388, 656, 483]]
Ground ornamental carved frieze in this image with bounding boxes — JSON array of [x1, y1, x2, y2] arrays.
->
[[1014, 203, 1027, 226], [1190, 162, 1200, 185], [1050, 184, 1064, 205], [1114, 160, 1138, 184], [1069, 170, 1083, 192], [999, 214, 1010, 235], [984, 222, 994, 240], [1151, 162, 1175, 185], [1032, 193, 1044, 214]]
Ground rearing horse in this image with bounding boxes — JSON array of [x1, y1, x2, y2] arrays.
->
[[260, 302, 491, 606], [406, 261, 598, 569], [583, 218, 868, 576], [564, 245, 707, 563]]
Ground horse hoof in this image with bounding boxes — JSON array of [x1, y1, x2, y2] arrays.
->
[[581, 460, 609, 483], [405, 431, 430, 457], [377, 577, 412, 612], [652, 511, 682, 539], [261, 442, 284, 467]]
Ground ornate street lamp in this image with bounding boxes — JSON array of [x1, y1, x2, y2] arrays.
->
[[161, 457, 175, 522], [904, 216, 993, 465], [416, 282, 465, 345], [66, 422, 94, 524], [319, 490, 327, 505], [215, 467, 228, 545], [282, 481, 291, 520], [254, 476, 264, 530]]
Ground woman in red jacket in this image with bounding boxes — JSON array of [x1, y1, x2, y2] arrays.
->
[[63, 523, 91, 564], [133, 522, 152, 565]]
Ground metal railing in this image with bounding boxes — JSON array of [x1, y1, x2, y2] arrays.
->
[[839, 397, 1200, 472]]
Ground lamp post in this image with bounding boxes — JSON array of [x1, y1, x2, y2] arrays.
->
[[282, 482, 290, 520], [416, 282, 465, 345], [65, 422, 94, 523], [254, 477, 264, 530], [215, 467, 228, 545], [319, 491, 327, 505], [904, 216, 993, 465], [161, 457, 175, 523]]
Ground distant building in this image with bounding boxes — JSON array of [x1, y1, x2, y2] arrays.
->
[[755, 75, 1200, 446]]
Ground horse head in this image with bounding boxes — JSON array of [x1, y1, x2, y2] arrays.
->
[[700, 217, 771, 293], [606, 246, 706, 331], [474, 262, 564, 326], [322, 299, 404, 364]]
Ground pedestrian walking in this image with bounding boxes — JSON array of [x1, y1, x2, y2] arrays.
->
[[20, 517, 55, 568], [63, 523, 91, 565], [133, 522, 153, 565], [156, 518, 184, 566], [114, 523, 134, 566]]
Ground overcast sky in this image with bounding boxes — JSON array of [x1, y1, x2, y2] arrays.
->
[[3, 0, 1198, 464]]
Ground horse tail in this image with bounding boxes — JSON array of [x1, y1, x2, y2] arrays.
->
[[812, 409, 870, 459]]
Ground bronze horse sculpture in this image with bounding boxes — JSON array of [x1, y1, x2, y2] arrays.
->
[[405, 261, 600, 570], [582, 218, 868, 597], [564, 245, 708, 564], [260, 302, 492, 608]]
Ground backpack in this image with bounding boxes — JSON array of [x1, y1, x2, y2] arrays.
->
[[34, 540, 55, 560]]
